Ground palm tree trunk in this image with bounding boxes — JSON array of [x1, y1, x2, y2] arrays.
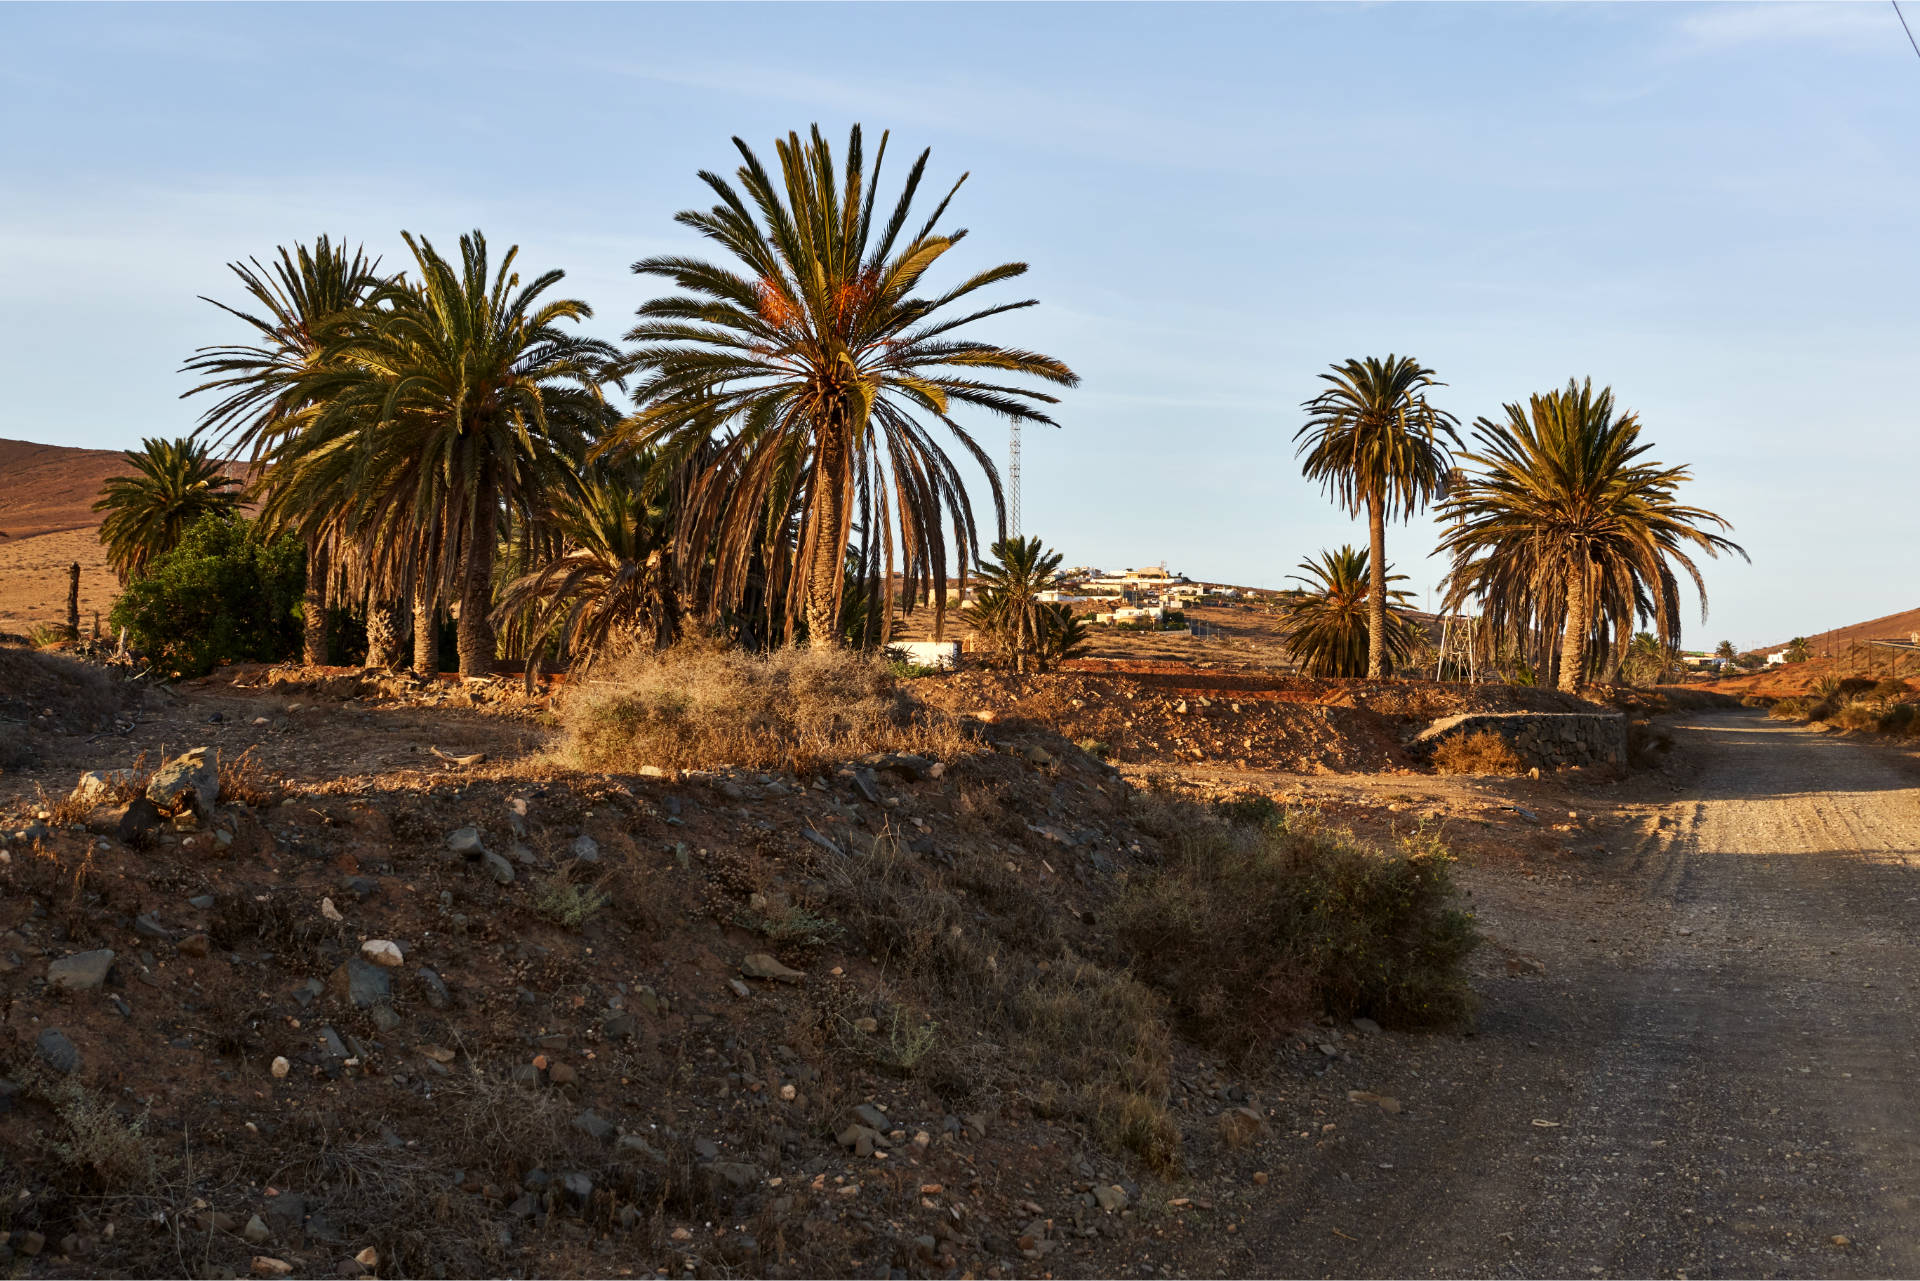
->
[[1558, 564, 1588, 694], [366, 599, 400, 669], [804, 420, 850, 648], [303, 535, 329, 667], [1365, 493, 1388, 680], [457, 504, 497, 678], [412, 581, 438, 675]]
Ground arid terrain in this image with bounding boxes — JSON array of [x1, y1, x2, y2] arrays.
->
[[2, 635, 1915, 1278]]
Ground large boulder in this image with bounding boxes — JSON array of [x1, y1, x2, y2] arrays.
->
[[147, 748, 219, 816]]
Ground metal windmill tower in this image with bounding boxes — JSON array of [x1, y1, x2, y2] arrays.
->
[[1008, 422, 1022, 540]]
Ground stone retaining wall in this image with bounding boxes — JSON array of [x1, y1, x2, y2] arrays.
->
[[1413, 711, 1627, 770]]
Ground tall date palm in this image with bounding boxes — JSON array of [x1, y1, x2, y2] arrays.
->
[[180, 236, 385, 665], [1437, 380, 1744, 693], [608, 124, 1078, 646], [290, 231, 619, 677], [1296, 356, 1459, 680]]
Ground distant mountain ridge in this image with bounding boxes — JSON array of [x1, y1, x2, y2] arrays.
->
[[0, 437, 130, 540], [1758, 605, 1920, 658]]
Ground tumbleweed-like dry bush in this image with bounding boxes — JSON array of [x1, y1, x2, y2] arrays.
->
[[559, 641, 977, 773]]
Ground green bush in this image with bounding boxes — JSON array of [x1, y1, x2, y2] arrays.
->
[[109, 514, 305, 678], [1116, 805, 1478, 1054]]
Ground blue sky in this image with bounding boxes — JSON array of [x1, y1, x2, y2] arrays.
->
[[3, 1, 1915, 648]]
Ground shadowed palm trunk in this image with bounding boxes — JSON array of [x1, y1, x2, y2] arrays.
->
[[302, 536, 329, 666], [413, 583, 438, 675], [1558, 565, 1588, 694], [365, 599, 400, 669], [457, 504, 497, 677], [1366, 494, 1388, 680]]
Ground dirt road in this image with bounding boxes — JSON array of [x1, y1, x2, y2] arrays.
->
[[1237, 709, 1920, 1278]]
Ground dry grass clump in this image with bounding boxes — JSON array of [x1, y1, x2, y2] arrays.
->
[[1115, 802, 1478, 1055], [1432, 728, 1526, 775], [560, 641, 974, 772]]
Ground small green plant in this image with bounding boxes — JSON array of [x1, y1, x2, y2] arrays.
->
[[531, 869, 611, 928], [1075, 737, 1112, 760]]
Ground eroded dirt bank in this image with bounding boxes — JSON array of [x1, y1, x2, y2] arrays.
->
[[1223, 710, 1920, 1278]]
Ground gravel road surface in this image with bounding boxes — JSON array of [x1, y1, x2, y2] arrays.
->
[[1237, 709, 1920, 1278]]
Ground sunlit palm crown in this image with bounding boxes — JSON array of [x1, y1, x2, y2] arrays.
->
[[283, 231, 620, 599], [1277, 546, 1417, 679], [93, 436, 242, 581], [1437, 379, 1744, 663], [1295, 356, 1460, 519], [182, 236, 387, 459], [607, 124, 1078, 635]]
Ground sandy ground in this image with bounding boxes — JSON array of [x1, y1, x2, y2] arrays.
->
[[0, 527, 117, 638], [1203, 709, 1920, 1277]]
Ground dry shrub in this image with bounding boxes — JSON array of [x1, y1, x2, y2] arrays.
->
[[1115, 805, 1478, 1055], [27, 1068, 168, 1192], [560, 641, 975, 772], [1432, 729, 1526, 776], [216, 745, 283, 807]]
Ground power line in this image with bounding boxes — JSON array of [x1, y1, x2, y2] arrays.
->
[[1896, 0, 1920, 62]]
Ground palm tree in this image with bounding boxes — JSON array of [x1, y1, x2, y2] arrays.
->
[[1438, 380, 1745, 694], [288, 231, 619, 677], [1276, 545, 1418, 678], [93, 437, 241, 581], [607, 124, 1078, 647], [494, 459, 679, 670], [180, 236, 386, 665], [964, 535, 1071, 673], [1296, 356, 1459, 680], [1785, 637, 1812, 663], [1714, 639, 1737, 669]]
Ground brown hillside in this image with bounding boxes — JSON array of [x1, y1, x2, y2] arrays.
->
[[0, 439, 130, 638], [0, 437, 129, 540], [1757, 605, 1920, 659]]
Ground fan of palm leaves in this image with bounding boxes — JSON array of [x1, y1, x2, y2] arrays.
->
[[1437, 380, 1744, 693], [605, 124, 1078, 646], [1276, 545, 1419, 678], [963, 535, 1080, 673], [93, 437, 241, 581], [494, 459, 679, 670]]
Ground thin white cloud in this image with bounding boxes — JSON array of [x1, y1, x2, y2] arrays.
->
[[1669, 1, 1895, 52]]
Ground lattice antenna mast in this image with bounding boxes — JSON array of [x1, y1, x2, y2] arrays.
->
[[1008, 422, 1022, 540]]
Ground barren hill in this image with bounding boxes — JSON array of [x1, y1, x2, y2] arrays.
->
[[1758, 604, 1920, 659], [0, 437, 130, 540], [0, 438, 127, 637]]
